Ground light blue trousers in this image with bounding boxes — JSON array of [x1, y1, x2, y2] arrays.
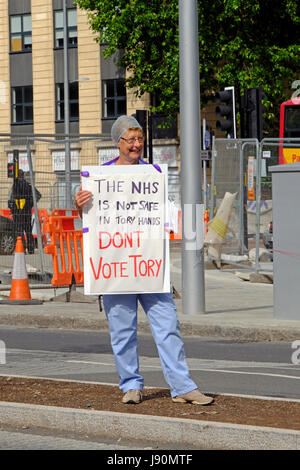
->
[[102, 291, 197, 397]]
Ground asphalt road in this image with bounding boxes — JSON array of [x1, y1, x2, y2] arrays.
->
[[0, 326, 299, 400]]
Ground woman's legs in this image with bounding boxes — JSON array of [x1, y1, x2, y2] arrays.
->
[[139, 291, 197, 397], [102, 294, 144, 393]]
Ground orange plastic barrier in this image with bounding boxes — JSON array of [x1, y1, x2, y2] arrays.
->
[[0, 208, 47, 221], [31, 208, 50, 246], [0, 209, 13, 220], [169, 209, 210, 240], [170, 210, 182, 241], [44, 209, 84, 286], [204, 209, 210, 234]]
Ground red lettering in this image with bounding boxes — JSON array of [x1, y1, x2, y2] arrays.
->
[[89, 256, 102, 280], [102, 263, 111, 279], [124, 232, 133, 247], [139, 260, 148, 276], [89, 256, 162, 281], [99, 231, 144, 249], [111, 262, 118, 276], [134, 231, 143, 247], [120, 262, 128, 277], [99, 232, 111, 249], [129, 254, 142, 277], [155, 259, 162, 277], [112, 232, 123, 248], [147, 259, 155, 276]]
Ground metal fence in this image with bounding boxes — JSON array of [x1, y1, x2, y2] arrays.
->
[[210, 138, 259, 256], [0, 135, 111, 285], [0, 134, 181, 288], [1, 133, 300, 289], [210, 136, 300, 273]]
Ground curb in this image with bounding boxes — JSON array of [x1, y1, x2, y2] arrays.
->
[[1, 311, 300, 342], [0, 401, 299, 450]]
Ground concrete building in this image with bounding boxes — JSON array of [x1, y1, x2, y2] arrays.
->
[[0, 0, 216, 209], [0, 0, 149, 136]]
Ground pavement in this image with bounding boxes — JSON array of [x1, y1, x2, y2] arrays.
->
[[0, 246, 300, 449], [0, 246, 300, 342]]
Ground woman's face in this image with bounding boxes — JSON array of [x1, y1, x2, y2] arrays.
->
[[117, 128, 144, 164]]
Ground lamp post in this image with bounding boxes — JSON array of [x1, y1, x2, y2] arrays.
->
[[179, 0, 205, 314], [63, 0, 71, 208]]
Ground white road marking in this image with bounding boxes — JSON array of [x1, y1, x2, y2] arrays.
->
[[66, 359, 162, 369], [65, 359, 300, 380]]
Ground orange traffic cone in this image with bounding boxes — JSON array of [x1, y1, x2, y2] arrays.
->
[[0, 237, 42, 305], [9, 237, 31, 301]]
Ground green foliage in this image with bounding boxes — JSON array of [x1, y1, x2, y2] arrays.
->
[[75, 0, 300, 135]]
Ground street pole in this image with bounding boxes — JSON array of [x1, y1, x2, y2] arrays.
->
[[63, 0, 72, 208], [203, 118, 207, 211], [179, 0, 205, 314]]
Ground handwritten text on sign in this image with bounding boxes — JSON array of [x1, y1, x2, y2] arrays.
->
[[84, 172, 165, 294]]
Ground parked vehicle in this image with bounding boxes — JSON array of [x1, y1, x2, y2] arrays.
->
[[279, 96, 300, 164], [262, 220, 273, 250], [0, 215, 17, 255]]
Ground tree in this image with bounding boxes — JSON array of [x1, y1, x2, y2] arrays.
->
[[75, 0, 300, 135]]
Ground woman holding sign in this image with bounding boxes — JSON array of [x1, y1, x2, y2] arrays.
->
[[75, 115, 213, 406]]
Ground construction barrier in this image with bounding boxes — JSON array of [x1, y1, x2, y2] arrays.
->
[[44, 209, 84, 287], [35, 209, 50, 246], [170, 210, 182, 241], [169, 210, 210, 241], [0, 209, 12, 219], [204, 209, 210, 234]]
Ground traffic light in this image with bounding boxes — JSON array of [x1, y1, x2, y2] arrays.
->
[[7, 150, 20, 179], [7, 163, 14, 178], [241, 88, 265, 141], [215, 86, 236, 138]]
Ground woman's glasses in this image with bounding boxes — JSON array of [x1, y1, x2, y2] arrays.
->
[[121, 136, 144, 144]]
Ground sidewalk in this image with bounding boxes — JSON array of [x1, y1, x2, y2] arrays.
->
[[0, 251, 300, 342], [0, 248, 300, 450]]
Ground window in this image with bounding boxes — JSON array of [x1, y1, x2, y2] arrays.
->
[[56, 83, 79, 121], [11, 86, 33, 124], [102, 79, 126, 118], [52, 150, 79, 171], [54, 9, 77, 48], [10, 14, 32, 52], [284, 107, 300, 137]]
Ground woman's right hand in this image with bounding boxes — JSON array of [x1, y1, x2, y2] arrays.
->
[[74, 185, 92, 210]]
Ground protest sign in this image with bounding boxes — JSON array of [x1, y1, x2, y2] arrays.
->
[[82, 164, 170, 295]]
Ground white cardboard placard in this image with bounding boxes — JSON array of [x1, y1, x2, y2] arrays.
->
[[81, 164, 170, 295]]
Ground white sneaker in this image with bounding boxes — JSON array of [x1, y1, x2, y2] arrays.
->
[[122, 389, 142, 404], [172, 389, 213, 405]]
